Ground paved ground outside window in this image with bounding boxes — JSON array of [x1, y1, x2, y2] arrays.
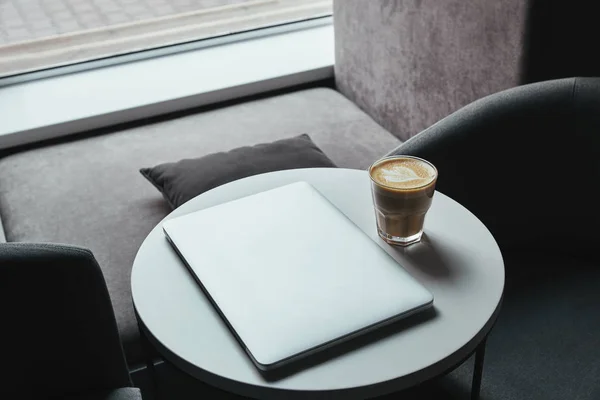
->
[[0, 0, 331, 76], [0, 0, 253, 45]]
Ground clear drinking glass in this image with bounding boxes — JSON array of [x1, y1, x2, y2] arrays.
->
[[368, 155, 438, 246]]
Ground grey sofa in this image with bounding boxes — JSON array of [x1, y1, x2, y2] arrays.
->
[[0, 0, 598, 396], [335, 0, 600, 140], [0, 88, 399, 367]]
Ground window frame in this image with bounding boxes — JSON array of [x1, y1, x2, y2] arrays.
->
[[0, 16, 334, 150]]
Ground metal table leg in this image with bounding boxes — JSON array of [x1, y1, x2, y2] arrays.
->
[[138, 320, 160, 400], [471, 338, 487, 400]]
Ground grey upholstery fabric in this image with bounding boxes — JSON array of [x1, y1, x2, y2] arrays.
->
[[334, 0, 527, 141], [0, 243, 133, 399], [388, 77, 600, 256], [0, 88, 400, 366], [387, 78, 600, 399], [437, 253, 600, 400], [67, 387, 142, 400], [140, 134, 337, 209]]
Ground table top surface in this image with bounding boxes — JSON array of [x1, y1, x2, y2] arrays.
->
[[131, 168, 505, 399]]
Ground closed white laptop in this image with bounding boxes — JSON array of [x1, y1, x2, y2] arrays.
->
[[163, 181, 433, 371]]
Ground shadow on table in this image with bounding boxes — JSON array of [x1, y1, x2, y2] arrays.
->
[[260, 307, 438, 382], [388, 232, 460, 281]]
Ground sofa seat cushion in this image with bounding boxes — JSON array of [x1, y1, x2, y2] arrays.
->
[[436, 252, 600, 399], [0, 87, 400, 366]]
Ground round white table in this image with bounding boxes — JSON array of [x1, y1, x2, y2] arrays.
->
[[132, 168, 504, 399]]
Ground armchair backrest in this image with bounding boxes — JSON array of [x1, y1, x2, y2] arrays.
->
[[389, 77, 600, 257], [0, 243, 131, 398]]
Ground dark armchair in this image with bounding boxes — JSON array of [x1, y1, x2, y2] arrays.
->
[[0, 243, 142, 400], [389, 77, 600, 399]]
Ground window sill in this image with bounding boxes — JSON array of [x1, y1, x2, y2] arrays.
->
[[0, 20, 334, 151]]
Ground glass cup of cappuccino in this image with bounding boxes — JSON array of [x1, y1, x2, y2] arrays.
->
[[369, 155, 438, 246]]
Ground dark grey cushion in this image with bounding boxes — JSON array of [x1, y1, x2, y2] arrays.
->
[[140, 134, 336, 209], [0, 88, 400, 366], [434, 252, 600, 400], [378, 253, 600, 400]]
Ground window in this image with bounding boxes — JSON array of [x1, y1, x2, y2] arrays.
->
[[0, 0, 332, 78]]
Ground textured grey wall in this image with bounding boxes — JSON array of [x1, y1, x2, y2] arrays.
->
[[334, 0, 527, 141]]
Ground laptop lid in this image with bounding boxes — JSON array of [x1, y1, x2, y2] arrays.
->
[[163, 181, 433, 371]]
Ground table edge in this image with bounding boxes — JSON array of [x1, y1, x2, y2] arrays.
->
[[134, 290, 503, 399]]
